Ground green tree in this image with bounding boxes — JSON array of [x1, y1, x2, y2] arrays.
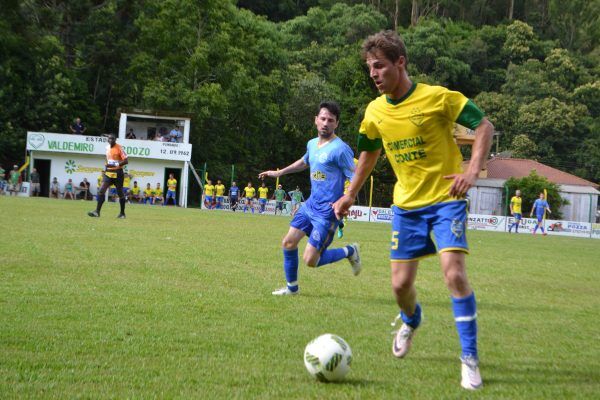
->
[[504, 171, 568, 219]]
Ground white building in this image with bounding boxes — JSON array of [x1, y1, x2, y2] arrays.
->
[[26, 110, 192, 207]]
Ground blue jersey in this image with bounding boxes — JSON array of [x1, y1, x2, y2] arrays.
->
[[302, 136, 355, 218], [533, 199, 549, 215], [230, 186, 239, 197]]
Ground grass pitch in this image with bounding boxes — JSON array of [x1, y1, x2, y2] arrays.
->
[[1, 196, 599, 399]]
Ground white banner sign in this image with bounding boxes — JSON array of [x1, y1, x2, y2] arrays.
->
[[27, 132, 192, 161], [544, 219, 591, 237], [467, 214, 506, 231], [592, 224, 600, 240]]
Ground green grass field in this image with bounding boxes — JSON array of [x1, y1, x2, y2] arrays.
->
[[1, 196, 599, 399]]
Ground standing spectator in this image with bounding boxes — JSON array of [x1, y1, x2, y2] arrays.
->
[[8, 165, 20, 196], [50, 177, 60, 198], [122, 174, 131, 202], [126, 128, 136, 139], [258, 181, 269, 214], [153, 183, 164, 205], [215, 179, 226, 209], [130, 181, 142, 203], [143, 183, 154, 204], [64, 179, 76, 200], [164, 173, 177, 206], [0, 165, 5, 195], [77, 178, 91, 200], [272, 184, 288, 215], [289, 186, 305, 216], [229, 181, 240, 212], [70, 117, 86, 135], [30, 168, 41, 197]]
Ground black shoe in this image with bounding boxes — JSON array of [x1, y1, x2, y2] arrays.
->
[[117, 214, 126, 219], [88, 211, 100, 217]]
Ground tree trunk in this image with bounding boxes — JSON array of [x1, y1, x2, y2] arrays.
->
[[411, 0, 418, 27], [508, 0, 514, 20], [394, 0, 400, 30]]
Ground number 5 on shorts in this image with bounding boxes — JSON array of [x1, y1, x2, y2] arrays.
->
[[391, 231, 399, 250]]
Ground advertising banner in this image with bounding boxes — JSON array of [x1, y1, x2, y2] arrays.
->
[[370, 207, 394, 223], [544, 219, 591, 238], [506, 217, 540, 233], [27, 132, 192, 161], [592, 224, 600, 240], [467, 214, 506, 231]]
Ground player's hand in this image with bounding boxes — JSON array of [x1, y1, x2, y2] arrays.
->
[[332, 194, 354, 220], [443, 172, 478, 198], [258, 170, 279, 180]]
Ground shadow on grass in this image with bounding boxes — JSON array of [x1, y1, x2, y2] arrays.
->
[[484, 360, 600, 386]]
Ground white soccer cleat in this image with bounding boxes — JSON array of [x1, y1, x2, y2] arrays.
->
[[461, 355, 483, 390], [271, 287, 299, 296], [391, 322, 415, 358], [347, 243, 361, 276]]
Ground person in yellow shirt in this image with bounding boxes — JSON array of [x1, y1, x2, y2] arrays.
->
[[243, 181, 256, 214], [165, 173, 178, 206], [257, 181, 269, 214], [143, 183, 154, 205], [333, 30, 494, 390], [215, 179, 226, 209], [508, 189, 523, 233], [122, 174, 131, 203], [153, 183, 163, 205], [130, 181, 142, 203], [204, 179, 215, 209]]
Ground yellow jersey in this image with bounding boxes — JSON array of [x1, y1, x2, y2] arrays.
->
[[167, 178, 177, 191], [154, 187, 163, 197], [204, 184, 215, 196], [123, 176, 130, 188], [511, 196, 522, 213], [244, 187, 256, 198], [144, 188, 154, 197], [358, 83, 483, 209], [215, 184, 225, 196], [258, 187, 269, 199], [131, 186, 140, 195]]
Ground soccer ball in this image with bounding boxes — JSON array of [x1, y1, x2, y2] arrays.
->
[[303, 334, 352, 382]]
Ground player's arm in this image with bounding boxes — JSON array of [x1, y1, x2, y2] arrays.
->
[[258, 158, 307, 179], [444, 117, 494, 197], [333, 149, 381, 219]]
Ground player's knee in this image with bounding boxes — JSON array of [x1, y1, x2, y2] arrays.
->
[[304, 254, 318, 268], [444, 268, 468, 289], [391, 277, 413, 294], [281, 237, 296, 250]]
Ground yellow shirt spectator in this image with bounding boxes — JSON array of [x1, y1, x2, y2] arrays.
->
[[258, 187, 269, 199], [244, 186, 256, 198], [215, 184, 225, 196], [204, 184, 215, 196]]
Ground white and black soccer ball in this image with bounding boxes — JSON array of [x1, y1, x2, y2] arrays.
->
[[304, 334, 352, 382]]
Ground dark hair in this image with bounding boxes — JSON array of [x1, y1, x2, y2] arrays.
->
[[318, 101, 341, 122], [361, 30, 408, 65]]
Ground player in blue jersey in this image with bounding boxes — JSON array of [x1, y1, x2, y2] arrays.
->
[[530, 192, 551, 235], [259, 101, 362, 295], [229, 181, 240, 212]]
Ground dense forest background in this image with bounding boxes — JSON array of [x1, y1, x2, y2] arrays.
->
[[1, 0, 598, 205]]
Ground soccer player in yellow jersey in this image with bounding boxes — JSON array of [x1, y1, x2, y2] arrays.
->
[[215, 179, 226, 209], [204, 179, 215, 209], [165, 173, 177, 206], [508, 189, 523, 233], [333, 31, 494, 390], [243, 182, 256, 214], [143, 183, 154, 205], [153, 183, 163, 205], [130, 181, 141, 203], [258, 182, 269, 214]]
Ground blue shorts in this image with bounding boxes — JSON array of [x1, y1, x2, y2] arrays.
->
[[259, 198, 267, 205], [390, 200, 469, 262], [205, 195, 213, 203], [290, 206, 339, 252], [536, 213, 544, 222], [513, 213, 522, 220], [167, 190, 176, 198], [216, 196, 224, 203]]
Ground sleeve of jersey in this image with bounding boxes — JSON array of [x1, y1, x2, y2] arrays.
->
[[339, 146, 356, 181], [119, 146, 128, 159], [456, 100, 485, 130], [357, 112, 383, 153]]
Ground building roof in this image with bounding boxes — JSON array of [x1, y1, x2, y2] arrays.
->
[[464, 158, 599, 188]]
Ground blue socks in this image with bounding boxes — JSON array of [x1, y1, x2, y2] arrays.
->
[[452, 292, 478, 359], [316, 245, 354, 267], [401, 303, 422, 329], [283, 249, 299, 292]]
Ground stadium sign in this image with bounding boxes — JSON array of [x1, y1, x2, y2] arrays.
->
[[544, 219, 591, 238], [26, 132, 192, 161], [467, 214, 506, 232]]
